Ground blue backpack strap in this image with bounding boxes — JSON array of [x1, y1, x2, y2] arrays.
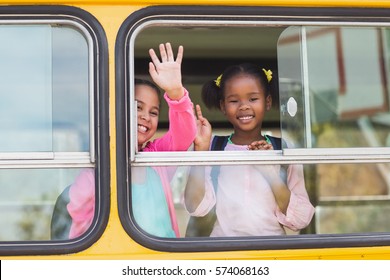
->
[[265, 134, 282, 150], [185, 136, 228, 237], [265, 134, 288, 183], [211, 135, 229, 151], [210, 136, 228, 193]]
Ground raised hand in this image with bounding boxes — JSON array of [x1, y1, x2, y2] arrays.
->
[[148, 42, 184, 100], [194, 104, 212, 151]]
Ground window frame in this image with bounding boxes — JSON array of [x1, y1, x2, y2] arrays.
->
[[116, 5, 390, 252], [0, 5, 109, 256]]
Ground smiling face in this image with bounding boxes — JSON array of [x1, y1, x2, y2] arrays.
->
[[220, 74, 271, 143], [135, 84, 160, 150]]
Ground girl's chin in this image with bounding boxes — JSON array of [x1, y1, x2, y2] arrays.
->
[[138, 136, 151, 147]]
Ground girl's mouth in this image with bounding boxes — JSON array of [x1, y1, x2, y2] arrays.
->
[[237, 115, 254, 121], [138, 124, 149, 133]]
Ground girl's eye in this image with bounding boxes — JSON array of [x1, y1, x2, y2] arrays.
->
[[137, 105, 142, 111], [229, 100, 238, 103], [150, 111, 159, 117], [250, 98, 259, 102]]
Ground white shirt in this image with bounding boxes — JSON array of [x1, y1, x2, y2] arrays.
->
[[189, 141, 315, 237]]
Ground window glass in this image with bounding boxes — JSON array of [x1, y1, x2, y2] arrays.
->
[[130, 161, 390, 238], [0, 25, 53, 152], [131, 166, 182, 238], [0, 168, 83, 241], [0, 23, 93, 242], [279, 26, 390, 149], [130, 159, 315, 238], [52, 27, 90, 153], [310, 161, 390, 234], [125, 19, 390, 250], [0, 24, 90, 156]]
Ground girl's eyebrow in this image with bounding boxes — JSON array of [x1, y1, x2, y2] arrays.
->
[[225, 91, 262, 98], [225, 93, 239, 99], [243, 91, 263, 97]]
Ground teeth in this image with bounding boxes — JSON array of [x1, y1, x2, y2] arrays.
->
[[138, 125, 148, 133], [239, 116, 253, 120]]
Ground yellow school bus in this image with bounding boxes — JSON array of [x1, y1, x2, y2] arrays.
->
[[2, 0, 390, 260]]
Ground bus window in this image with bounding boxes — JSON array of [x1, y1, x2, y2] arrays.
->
[[277, 26, 390, 237], [0, 9, 109, 249], [278, 26, 390, 150], [0, 23, 92, 242], [116, 7, 390, 252], [0, 25, 91, 157]]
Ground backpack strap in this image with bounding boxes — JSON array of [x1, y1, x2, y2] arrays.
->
[[185, 136, 228, 237], [211, 135, 229, 151], [266, 134, 282, 150], [185, 135, 288, 237], [210, 136, 229, 193], [265, 134, 288, 184]]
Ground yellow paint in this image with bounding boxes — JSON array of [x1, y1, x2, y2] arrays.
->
[[2, 0, 390, 260]]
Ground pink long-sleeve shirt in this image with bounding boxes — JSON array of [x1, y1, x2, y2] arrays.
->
[[189, 141, 315, 237], [67, 90, 196, 238]]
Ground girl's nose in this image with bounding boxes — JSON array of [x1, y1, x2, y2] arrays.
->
[[139, 111, 150, 121], [239, 102, 250, 110]]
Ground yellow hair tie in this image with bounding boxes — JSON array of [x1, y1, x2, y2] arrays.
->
[[262, 68, 272, 83], [214, 74, 222, 87]]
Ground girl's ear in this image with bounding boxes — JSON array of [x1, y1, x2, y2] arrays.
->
[[220, 100, 226, 114], [266, 95, 272, 111]]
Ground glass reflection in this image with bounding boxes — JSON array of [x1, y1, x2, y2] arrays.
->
[[0, 25, 90, 154], [129, 162, 390, 237], [279, 26, 390, 149], [0, 168, 83, 241]]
